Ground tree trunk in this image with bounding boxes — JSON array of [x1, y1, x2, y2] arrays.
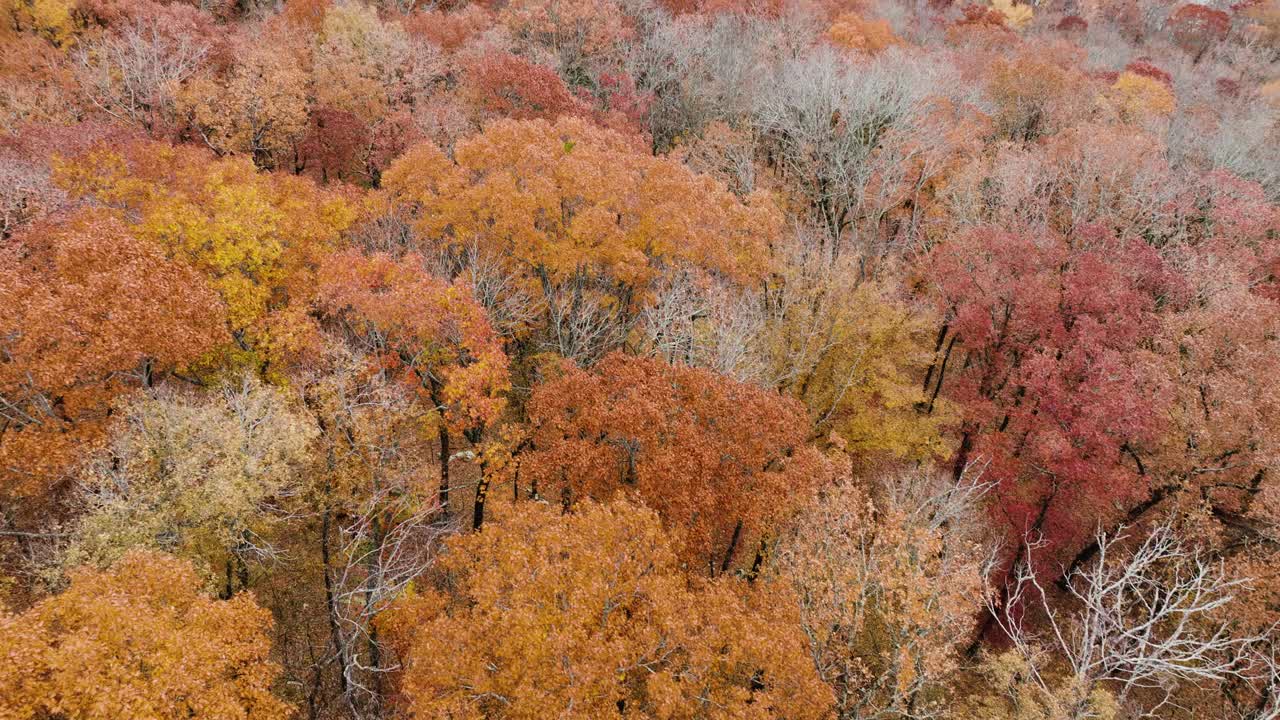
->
[[320, 507, 351, 699], [720, 519, 744, 575], [472, 458, 490, 531], [437, 422, 451, 519]]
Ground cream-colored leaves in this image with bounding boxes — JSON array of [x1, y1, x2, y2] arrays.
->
[[67, 377, 316, 572], [776, 472, 987, 719]]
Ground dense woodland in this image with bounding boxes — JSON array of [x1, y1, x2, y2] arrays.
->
[[1, 0, 1279, 717]]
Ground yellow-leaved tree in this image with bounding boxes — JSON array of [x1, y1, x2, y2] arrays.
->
[[53, 140, 355, 377]]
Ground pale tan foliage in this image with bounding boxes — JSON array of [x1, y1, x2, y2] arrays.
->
[[962, 651, 1119, 720], [311, 3, 416, 124], [66, 377, 316, 573], [775, 470, 988, 719]]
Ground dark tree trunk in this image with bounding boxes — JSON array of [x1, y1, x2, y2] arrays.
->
[[720, 519, 744, 575], [437, 422, 451, 519]]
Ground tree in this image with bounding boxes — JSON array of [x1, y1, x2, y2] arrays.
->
[[72, 7, 215, 135], [66, 377, 317, 592], [988, 46, 1094, 141], [775, 469, 991, 720], [384, 499, 833, 720], [520, 352, 833, 571], [1168, 4, 1231, 63], [53, 140, 355, 372], [0, 147, 65, 240], [401, 4, 494, 53], [498, 0, 634, 73], [753, 47, 959, 259], [381, 116, 779, 364], [297, 343, 450, 717], [296, 104, 372, 183], [458, 51, 588, 124], [0, 551, 289, 720], [0, 210, 224, 500], [923, 225, 1173, 570], [636, 237, 957, 467], [313, 249, 510, 520], [788, 274, 956, 466], [178, 34, 311, 168], [1105, 71, 1176, 125], [990, 0, 1034, 30], [310, 2, 414, 126], [0, 0, 78, 47], [985, 523, 1270, 718], [825, 12, 903, 55], [0, 32, 81, 126]]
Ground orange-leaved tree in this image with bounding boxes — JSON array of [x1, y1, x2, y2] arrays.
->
[[53, 140, 355, 377], [384, 499, 833, 720], [519, 352, 833, 572], [313, 249, 509, 519], [0, 210, 224, 500], [0, 550, 289, 720], [380, 116, 780, 363]]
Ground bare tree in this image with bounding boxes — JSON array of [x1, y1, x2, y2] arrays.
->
[[752, 47, 955, 260], [423, 241, 543, 342], [74, 20, 210, 134], [1203, 105, 1280, 201], [626, 11, 784, 149], [305, 351, 451, 720], [636, 271, 768, 382], [540, 271, 634, 366], [990, 523, 1274, 718]]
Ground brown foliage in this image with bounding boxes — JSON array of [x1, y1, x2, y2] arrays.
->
[[520, 352, 834, 571]]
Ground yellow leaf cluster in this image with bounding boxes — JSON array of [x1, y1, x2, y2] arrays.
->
[[53, 141, 354, 348], [801, 282, 955, 464], [1107, 71, 1176, 123], [1, 0, 77, 47], [991, 0, 1034, 30]]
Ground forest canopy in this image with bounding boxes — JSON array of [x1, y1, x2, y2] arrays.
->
[[2, 0, 1279, 717]]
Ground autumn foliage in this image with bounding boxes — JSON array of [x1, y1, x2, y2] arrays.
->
[[386, 500, 831, 719], [0, 210, 224, 498], [0, 551, 287, 720], [521, 352, 833, 571], [3, 0, 1279, 718]]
